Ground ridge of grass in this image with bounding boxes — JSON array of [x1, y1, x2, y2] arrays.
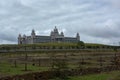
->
[[70, 71, 120, 80]]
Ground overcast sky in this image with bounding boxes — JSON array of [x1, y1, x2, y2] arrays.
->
[[0, 0, 120, 45]]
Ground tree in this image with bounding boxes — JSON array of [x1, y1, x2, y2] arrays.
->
[[38, 58, 41, 66], [113, 48, 120, 69], [77, 41, 85, 49], [24, 46, 28, 71], [110, 48, 120, 70], [50, 54, 69, 80], [25, 52, 28, 71], [14, 59, 17, 68]]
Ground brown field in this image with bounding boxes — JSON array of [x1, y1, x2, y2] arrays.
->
[[0, 49, 120, 79]]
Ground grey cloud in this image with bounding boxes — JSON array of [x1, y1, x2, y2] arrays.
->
[[80, 20, 120, 39], [109, 0, 120, 8], [0, 0, 120, 45]]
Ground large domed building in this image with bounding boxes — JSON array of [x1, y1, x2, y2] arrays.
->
[[18, 27, 80, 44]]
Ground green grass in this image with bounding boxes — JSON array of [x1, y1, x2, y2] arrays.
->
[[49, 71, 120, 80], [70, 74, 110, 80], [85, 43, 105, 46], [108, 72, 120, 80], [70, 71, 120, 80], [0, 61, 49, 76]]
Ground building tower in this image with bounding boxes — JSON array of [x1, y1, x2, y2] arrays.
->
[[18, 34, 22, 44], [23, 34, 26, 44], [60, 32, 64, 37], [31, 29, 36, 38], [50, 31, 55, 42], [31, 29, 36, 44], [54, 26, 59, 36], [76, 33, 80, 41]]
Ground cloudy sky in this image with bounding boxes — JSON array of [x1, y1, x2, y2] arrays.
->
[[0, 0, 120, 45]]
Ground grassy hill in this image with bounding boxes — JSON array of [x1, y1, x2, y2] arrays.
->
[[0, 42, 119, 52]]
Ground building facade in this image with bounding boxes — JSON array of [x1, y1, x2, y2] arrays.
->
[[18, 27, 80, 44]]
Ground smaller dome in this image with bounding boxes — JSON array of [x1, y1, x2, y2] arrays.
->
[[18, 34, 21, 37], [76, 33, 79, 36], [50, 31, 54, 36], [23, 34, 26, 38], [31, 29, 36, 36]]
